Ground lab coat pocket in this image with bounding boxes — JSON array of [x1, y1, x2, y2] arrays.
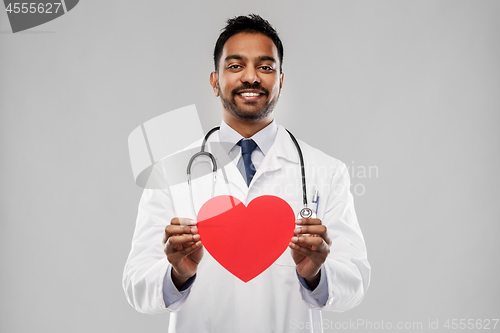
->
[[274, 247, 296, 267]]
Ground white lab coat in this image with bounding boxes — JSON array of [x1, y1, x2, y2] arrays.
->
[[123, 125, 370, 333]]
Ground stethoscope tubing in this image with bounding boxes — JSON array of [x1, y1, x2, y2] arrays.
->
[[186, 126, 311, 217]]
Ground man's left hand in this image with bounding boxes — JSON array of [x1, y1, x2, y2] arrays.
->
[[289, 218, 331, 289]]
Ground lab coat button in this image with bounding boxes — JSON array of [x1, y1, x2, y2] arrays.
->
[[173, 293, 179, 298]]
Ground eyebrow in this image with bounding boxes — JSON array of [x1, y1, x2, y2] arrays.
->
[[224, 55, 277, 63]]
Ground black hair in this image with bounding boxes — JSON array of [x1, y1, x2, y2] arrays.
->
[[213, 14, 284, 72]]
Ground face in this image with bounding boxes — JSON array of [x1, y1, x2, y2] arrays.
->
[[210, 32, 284, 122]]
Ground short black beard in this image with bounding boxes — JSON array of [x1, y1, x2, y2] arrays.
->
[[218, 81, 279, 121]]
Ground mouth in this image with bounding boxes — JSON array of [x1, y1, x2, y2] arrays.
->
[[235, 89, 266, 102]]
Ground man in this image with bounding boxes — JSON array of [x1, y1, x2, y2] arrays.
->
[[123, 14, 370, 333]]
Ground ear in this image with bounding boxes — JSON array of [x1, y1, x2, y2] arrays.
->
[[279, 72, 284, 90], [210, 72, 219, 97]]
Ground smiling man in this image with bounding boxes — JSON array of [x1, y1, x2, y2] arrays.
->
[[123, 14, 370, 333], [211, 31, 282, 135]]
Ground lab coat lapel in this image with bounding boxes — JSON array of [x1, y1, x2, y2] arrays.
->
[[216, 161, 248, 197], [250, 126, 300, 188]]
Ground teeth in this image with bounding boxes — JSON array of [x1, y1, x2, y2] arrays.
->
[[240, 92, 260, 97]]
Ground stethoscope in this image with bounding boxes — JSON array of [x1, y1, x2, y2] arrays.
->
[[187, 126, 316, 220]]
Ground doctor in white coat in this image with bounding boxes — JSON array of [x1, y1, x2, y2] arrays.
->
[[123, 14, 370, 333]]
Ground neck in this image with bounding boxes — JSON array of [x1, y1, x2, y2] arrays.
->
[[223, 113, 274, 138]]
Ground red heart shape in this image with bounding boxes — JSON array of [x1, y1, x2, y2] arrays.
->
[[197, 195, 295, 282]]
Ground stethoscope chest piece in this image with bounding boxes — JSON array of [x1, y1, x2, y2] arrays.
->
[[298, 207, 316, 219]]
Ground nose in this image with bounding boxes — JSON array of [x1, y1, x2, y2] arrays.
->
[[240, 66, 261, 84]]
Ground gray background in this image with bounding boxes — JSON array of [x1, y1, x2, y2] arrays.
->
[[1, 0, 499, 332]]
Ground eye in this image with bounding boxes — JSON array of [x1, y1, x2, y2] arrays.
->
[[259, 66, 274, 72], [228, 64, 242, 69]]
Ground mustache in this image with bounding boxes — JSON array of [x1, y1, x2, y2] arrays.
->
[[231, 83, 269, 95]]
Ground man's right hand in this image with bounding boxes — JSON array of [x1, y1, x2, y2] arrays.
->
[[163, 218, 203, 290]]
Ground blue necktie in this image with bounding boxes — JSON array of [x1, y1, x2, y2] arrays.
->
[[238, 139, 258, 186]]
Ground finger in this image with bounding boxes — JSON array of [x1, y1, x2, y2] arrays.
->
[[167, 241, 203, 263], [165, 237, 200, 254], [177, 241, 202, 256], [289, 242, 316, 257], [165, 225, 198, 238], [294, 225, 327, 236], [167, 233, 201, 246], [289, 241, 327, 260], [291, 242, 316, 253], [291, 235, 328, 251], [288, 243, 306, 261], [296, 218, 322, 225], [292, 242, 313, 250], [170, 218, 197, 226]]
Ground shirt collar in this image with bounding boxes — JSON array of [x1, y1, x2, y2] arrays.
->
[[219, 119, 278, 155]]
